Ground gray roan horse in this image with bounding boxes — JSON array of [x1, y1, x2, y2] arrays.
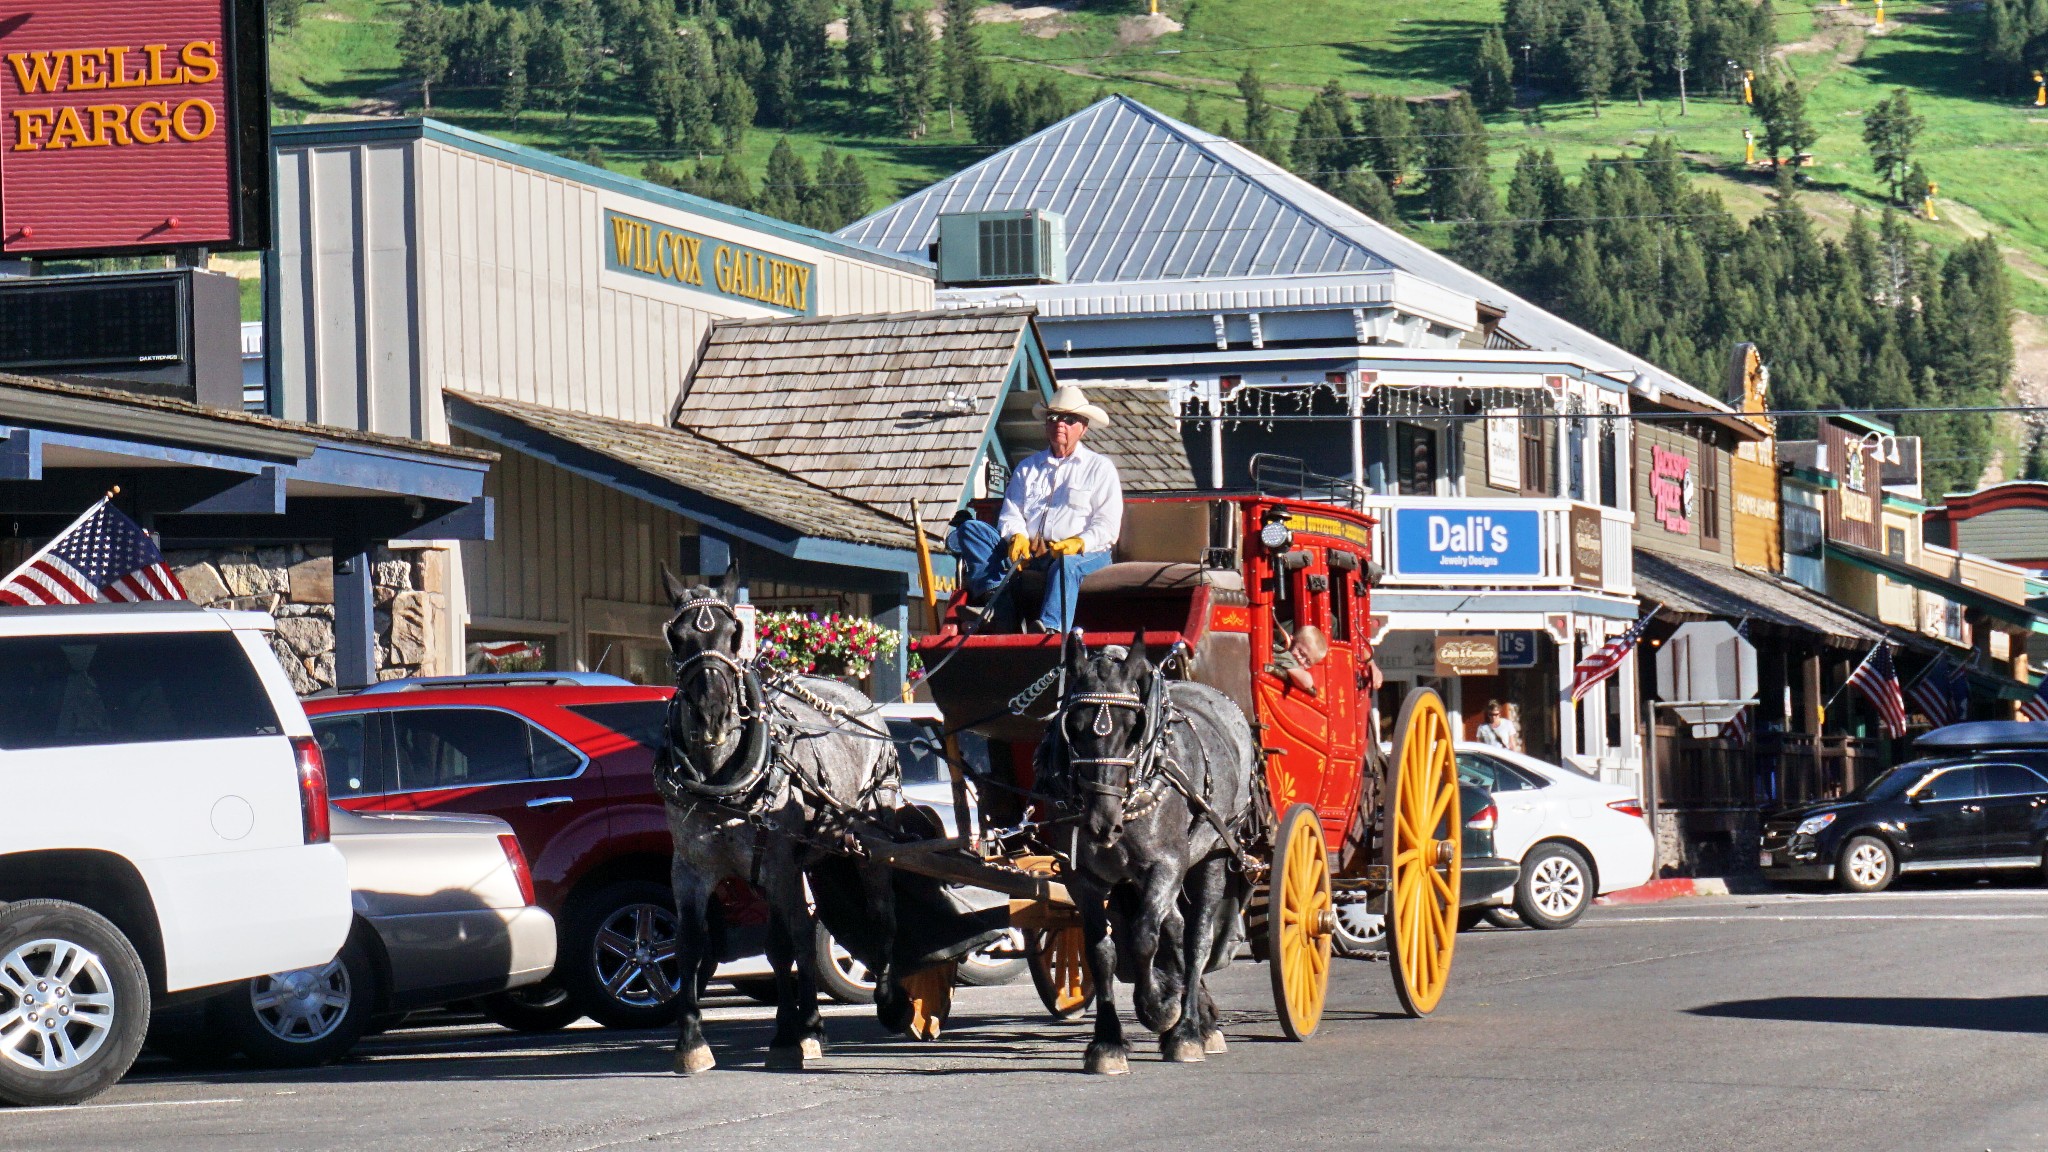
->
[[656, 569, 908, 1073], [1040, 635, 1262, 1074]]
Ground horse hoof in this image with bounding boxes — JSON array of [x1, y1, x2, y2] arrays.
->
[[1161, 1034, 1206, 1064], [800, 1036, 824, 1060], [1202, 1030, 1227, 1055], [766, 1046, 809, 1071], [674, 1045, 716, 1076], [1083, 1044, 1130, 1076]]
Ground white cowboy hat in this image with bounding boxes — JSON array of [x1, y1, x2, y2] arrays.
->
[[1031, 384, 1111, 428]]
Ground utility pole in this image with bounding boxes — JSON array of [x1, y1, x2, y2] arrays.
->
[[1675, 51, 1688, 116]]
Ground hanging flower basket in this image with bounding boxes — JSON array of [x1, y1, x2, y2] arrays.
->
[[754, 611, 920, 682]]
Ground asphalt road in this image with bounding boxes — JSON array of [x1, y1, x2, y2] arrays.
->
[[16, 886, 2048, 1152]]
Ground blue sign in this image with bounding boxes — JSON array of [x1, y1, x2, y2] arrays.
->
[[1497, 630, 1540, 668], [1391, 507, 1543, 578]]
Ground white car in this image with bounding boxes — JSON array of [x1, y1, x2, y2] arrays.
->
[[0, 603, 353, 1105], [150, 807, 556, 1068], [1454, 743, 1656, 929]]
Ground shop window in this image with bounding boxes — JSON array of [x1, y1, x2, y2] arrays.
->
[[588, 634, 671, 686], [1598, 413, 1621, 509], [1395, 423, 1437, 496], [1605, 673, 1623, 749], [1886, 526, 1907, 560], [1520, 417, 1548, 496], [468, 633, 554, 673], [1699, 448, 1721, 544], [1567, 413, 1587, 502]]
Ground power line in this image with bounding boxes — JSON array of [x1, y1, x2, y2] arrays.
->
[[1170, 404, 2042, 424]]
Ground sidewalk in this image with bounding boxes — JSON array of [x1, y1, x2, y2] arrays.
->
[[1595, 875, 1774, 905]]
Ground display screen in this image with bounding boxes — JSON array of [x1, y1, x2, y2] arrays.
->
[[0, 277, 185, 370]]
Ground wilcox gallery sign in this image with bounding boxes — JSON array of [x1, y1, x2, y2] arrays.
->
[[0, 0, 268, 255], [605, 208, 817, 315]]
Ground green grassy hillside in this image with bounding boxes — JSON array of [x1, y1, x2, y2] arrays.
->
[[269, 0, 2048, 447]]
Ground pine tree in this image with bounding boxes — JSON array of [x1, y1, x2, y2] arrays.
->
[[1903, 162, 1933, 210], [844, 0, 877, 93], [1333, 167, 1398, 223], [1356, 94, 1415, 187], [1862, 88, 1925, 203], [496, 9, 529, 117], [1470, 26, 1516, 113], [1604, 0, 1647, 104], [1291, 80, 1355, 187], [1238, 67, 1281, 161], [886, 2, 937, 137], [272, 0, 309, 32], [399, 0, 452, 111], [758, 138, 812, 224], [1420, 94, 1490, 221], [1563, 0, 1616, 116], [715, 71, 757, 149], [1178, 92, 1207, 133], [941, 0, 980, 130], [1646, 0, 1691, 91], [1755, 73, 1816, 168], [765, 43, 801, 127], [2025, 429, 2048, 481]]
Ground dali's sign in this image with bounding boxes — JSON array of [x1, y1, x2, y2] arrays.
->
[[605, 209, 816, 315], [1392, 507, 1542, 579]]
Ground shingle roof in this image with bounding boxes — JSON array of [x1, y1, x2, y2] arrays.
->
[[1633, 549, 1884, 647], [447, 390, 915, 549], [839, 96, 1725, 411], [1088, 388, 1196, 491], [674, 307, 1038, 522]]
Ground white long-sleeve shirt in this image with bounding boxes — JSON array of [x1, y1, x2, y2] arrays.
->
[[996, 444, 1124, 554]]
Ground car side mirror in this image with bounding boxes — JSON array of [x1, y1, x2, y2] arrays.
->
[[1906, 791, 1924, 805]]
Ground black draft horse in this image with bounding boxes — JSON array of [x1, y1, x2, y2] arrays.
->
[[656, 569, 909, 1073], [1041, 636, 1261, 1074]]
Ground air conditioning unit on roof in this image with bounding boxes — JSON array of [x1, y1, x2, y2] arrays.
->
[[936, 209, 1068, 287]]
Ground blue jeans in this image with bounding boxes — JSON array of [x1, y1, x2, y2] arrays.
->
[[948, 519, 1112, 633]]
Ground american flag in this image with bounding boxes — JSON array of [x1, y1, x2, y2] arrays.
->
[[1906, 658, 1967, 729], [0, 499, 184, 606], [2021, 676, 2048, 723], [1847, 644, 1908, 739], [1571, 607, 1657, 703], [1721, 704, 1750, 746]]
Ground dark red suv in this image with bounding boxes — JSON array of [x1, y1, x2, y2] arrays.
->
[[305, 673, 764, 1031]]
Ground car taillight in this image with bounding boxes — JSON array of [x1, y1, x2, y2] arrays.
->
[[499, 833, 537, 907], [1466, 803, 1497, 830], [1608, 798, 1646, 819], [293, 735, 330, 845]]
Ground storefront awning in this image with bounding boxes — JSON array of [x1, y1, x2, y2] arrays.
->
[[1633, 550, 1884, 647], [1826, 542, 2048, 632]]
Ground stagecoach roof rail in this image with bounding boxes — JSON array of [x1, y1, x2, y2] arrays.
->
[[1248, 453, 1364, 512]]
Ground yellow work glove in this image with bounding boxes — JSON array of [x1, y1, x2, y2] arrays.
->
[[1007, 533, 1034, 565], [1046, 536, 1086, 557]]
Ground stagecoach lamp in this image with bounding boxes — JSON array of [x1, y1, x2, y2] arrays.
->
[[1794, 812, 1836, 836], [1259, 520, 1293, 551]]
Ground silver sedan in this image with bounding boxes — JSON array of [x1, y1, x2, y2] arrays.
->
[[148, 808, 556, 1067]]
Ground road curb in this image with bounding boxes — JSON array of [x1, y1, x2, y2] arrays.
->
[[1596, 877, 1734, 905]]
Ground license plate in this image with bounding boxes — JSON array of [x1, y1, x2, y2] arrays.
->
[[1758, 850, 1774, 868]]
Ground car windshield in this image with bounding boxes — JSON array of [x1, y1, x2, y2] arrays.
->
[[1853, 760, 1951, 802]]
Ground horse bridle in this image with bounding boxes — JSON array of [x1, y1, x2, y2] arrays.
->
[[1059, 672, 1168, 806], [662, 598, 772, 801]]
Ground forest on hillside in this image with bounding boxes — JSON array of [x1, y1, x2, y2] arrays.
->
[[352, 0, 2017, 493]]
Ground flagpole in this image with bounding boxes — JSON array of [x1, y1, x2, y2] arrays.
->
[[1822, 642, 1882, 714], [0, 495, 109, 593]]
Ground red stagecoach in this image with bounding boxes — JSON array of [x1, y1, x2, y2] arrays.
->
[[906, 467, 1464, 1035]]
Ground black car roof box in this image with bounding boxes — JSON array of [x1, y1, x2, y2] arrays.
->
[[1914, 720, 2048, 752]]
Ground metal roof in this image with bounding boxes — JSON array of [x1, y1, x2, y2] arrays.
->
[[840, 96, 1724, 410]]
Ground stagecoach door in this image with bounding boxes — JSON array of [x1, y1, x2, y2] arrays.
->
[[1252, 542, 1360, 844]]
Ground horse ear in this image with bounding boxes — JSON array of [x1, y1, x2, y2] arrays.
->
[[662, 565, 690, 608], [1127, 635, 1149, 672], [718, 557, 741, 602], [1063, 628, 1087, 676]]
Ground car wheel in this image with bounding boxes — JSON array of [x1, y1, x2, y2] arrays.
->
[[1330, 897, 1384, 958], [1837, 835, 1896, 894], [1514, 843, 1594, 929], [0, 900, 150, 1107], [477, 980, 582, 1033], [1482, 907, 1523, 930], [222, 934, 378, 1068], [814, 923, 876, 1005], [957, 929, 1027, 987], [560, 881, 683, 1029]]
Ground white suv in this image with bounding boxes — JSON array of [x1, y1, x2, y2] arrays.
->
[[0, 602, 352, 1106]]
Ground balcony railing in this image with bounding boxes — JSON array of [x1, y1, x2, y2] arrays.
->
[[1362, 496, 1633, 597], [1652, 727, 1881, 810]]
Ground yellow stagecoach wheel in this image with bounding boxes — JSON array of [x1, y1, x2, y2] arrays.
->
[[1385, 687, 1462, 1018], [1266, 803, 1333, 1041], [1026, 925, 1093, 1021]]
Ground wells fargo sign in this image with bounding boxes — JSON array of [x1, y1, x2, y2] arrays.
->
[[0, 0, 267, 254], [604, 208, 816, 315]]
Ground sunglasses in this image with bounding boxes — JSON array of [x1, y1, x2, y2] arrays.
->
[[1046, 414, 1087, 426]]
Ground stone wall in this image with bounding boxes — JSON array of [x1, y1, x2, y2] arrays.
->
[[166, 543, 450, 695]]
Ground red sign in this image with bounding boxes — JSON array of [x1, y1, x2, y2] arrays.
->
[[0, 0, 265, 254], [1650, 445, 1694, 534]]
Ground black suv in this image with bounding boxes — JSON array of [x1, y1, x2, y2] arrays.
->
[[1760, 722, 2048, 893]]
